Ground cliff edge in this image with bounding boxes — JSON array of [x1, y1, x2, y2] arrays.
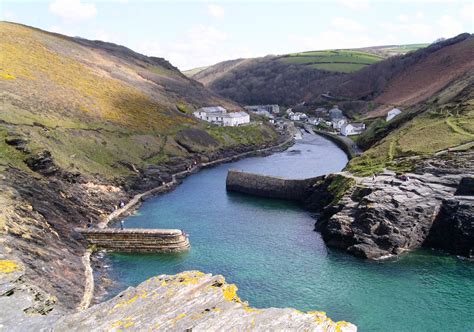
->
[[55, 271, 356, 331]]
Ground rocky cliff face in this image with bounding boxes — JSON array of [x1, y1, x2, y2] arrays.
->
[[55, 271, 357, 331], [311, 151, 474, 259]]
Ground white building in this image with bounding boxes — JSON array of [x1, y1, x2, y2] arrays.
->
[[332, 117, 347, 130], [308, 117, 320, 125], [386, 108, 402, 121], [245, 105, 280, 114], [222, 111, 250, 126], [341, 123, 366, 136], [290, 112, 305, 121], [193, 107, 249, 126]]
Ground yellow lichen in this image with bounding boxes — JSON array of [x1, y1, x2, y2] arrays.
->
[[0, 72, 16, 80], [222, 284, 241, 302], [335, 321, 351, 332], [110, 294, 139, 312], [0, 260, 21, 273], [111, 317, 134, 329]]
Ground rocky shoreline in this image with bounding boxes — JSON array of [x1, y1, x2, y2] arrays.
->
[[1, 129, 311, 330], [310, 151, 474, 260], [224, 147, 474, 261]]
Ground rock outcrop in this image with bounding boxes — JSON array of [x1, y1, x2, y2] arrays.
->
[[312, 151, 474, 259], [55, 271, 357, 331]]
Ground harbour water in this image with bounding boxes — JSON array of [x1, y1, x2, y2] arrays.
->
[[106, 134, 474, 331]]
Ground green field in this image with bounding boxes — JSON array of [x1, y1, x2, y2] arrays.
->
[[278, 50, 383, 73], [183, 66, 208, 77]]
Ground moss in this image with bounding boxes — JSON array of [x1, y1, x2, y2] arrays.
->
[[0, 260, 22, 273], [327, 175, 356, 204]]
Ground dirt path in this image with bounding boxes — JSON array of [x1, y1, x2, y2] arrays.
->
[[77, 250, 93, 311], [97, 136, 294, 229]]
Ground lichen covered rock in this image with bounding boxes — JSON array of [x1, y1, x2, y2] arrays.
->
[[55, 271, 357, 331]]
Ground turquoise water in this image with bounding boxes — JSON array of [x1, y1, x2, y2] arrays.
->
[[106, 134, 474, 331]]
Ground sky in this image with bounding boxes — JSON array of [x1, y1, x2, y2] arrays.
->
[[1, 0, 473, 70]]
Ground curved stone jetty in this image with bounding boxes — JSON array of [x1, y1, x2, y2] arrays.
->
[[77, 228, 190, 253], [55, 271, 357, 331], [226, 169, 322, 201]]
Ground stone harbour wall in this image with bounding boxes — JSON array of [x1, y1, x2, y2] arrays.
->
[[76, 228, 190, 253], [226, 169, 323, 201]]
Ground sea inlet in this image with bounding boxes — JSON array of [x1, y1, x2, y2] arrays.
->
[[105, 133, 474, 331]]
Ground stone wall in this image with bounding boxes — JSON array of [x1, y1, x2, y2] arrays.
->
[[77, 228, 190, 253], [226, 169, 323, 201]]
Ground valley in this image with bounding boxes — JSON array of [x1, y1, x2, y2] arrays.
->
[[0, 15, 473, 332]]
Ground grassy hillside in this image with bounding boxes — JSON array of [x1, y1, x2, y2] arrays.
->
[[0, 22, 279, 308], [279, 50, 383, 73], [183, 66, 209, 77], [358, 43, 429, 57], [0, 22, 277, 179], [347, 72, 474, 176], [190, 43, 432, 105]]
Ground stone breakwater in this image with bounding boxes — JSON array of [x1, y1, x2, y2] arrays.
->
[[76, 228, 190, 253], [226, 169, 322, 201], [55, 271, 357, 331]]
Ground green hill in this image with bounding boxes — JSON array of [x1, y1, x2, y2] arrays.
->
[[279, 49, 383, 73], [0, 22, 278, 308]]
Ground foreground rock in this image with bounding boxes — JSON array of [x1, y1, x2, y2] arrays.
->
[[312, 151, 474, 259], [56, 271, 356, 331]]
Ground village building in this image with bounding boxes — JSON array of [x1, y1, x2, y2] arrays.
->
[[387, 108, 402, 121], [193, 106, 250, 127], [248, 109, 273, 118], [245, 105, 280, 114], [329, 106, 344, 121], [314, 107, 328, 118], [307, 117, 320, 125], [341, 123, 366, 136], [332, 117, 348, 130], [290, 112, 306, 121], [290, 113, 301, 121]]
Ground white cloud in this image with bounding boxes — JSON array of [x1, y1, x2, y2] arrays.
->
[[459, 4, 474, 21], [337, 0, 371, 11], [49, 0, 97, 20], [135, 25, 233, 69], [397, 14, 409, 22], [2, 10, 16, 20], [438, 15, 465, 37], [331, 17, 365, 31], [208, 4, 225, 19]]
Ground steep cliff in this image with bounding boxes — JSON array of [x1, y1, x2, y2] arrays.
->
[[0, 21, 279, 312]]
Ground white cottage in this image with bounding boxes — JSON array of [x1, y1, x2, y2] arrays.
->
[[193, 107, 249, 126], [341, 123, 366, 136], [386, 108, 402, 121]]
